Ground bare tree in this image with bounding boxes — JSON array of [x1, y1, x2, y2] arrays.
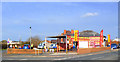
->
[[26, 36, 43, 47]]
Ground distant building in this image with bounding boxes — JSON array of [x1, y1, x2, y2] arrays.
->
[[113, 38, 120, 42]]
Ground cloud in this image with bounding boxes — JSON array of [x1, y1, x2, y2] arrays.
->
[[81, 12, 98, 17]]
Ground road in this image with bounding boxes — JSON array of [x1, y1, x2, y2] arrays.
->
[[66, 50, 119, 60], [1, 49, 120, 60]]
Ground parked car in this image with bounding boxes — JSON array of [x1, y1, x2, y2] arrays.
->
[[38, 43, 45, 49], [38, 42, 48, 49], [107, 43, 118, 49], [49, 44, 57, 49], [23, 44, 30, 49], [117, 43, 120, 48], [73, 44, 75, 48]]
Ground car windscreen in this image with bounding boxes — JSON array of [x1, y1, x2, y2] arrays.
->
[[51, 44, 56, 46], [111, 44, 117, 45], [24, 45, 28, 46]]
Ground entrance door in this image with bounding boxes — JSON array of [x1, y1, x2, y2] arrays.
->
[[72, 41, 78, 52]]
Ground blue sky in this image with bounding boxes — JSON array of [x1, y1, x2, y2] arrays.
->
[[2, 2, 118, 41]]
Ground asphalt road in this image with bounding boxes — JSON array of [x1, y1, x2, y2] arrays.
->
[[1, 49, 120, 60], [66, 50, 119, 60]]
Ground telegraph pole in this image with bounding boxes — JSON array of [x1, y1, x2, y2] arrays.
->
[[30, 27, 31, 49]]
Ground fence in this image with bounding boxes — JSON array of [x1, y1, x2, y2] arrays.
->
[[7, 49, 42, 54]]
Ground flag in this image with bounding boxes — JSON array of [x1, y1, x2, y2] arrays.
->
[[100, 30, 103, 47], [7, 38, 9, 43], [108, 34, 110, 42]]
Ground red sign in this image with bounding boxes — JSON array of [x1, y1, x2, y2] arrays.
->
[[100, 30, 103, 47]]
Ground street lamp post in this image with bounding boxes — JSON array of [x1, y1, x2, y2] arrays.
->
[[30, 27, 31, 49]]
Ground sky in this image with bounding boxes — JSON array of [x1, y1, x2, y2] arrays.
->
[[2, 2, 118, 41], [1, 0, 120, 2]]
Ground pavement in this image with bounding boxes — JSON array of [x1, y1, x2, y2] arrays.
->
[[1, 49, 120, 60]]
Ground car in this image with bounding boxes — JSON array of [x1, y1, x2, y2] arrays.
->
[[49, 44, 57, 49], [38, 43, 45, 49], [38, 42, 48, 49], [107, 43, 118, 49], [73, 44, 75, 48], [23, 44, 30, 49], [117, 43, 120, 48]]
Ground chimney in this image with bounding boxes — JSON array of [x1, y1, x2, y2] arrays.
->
[[71, 30, 74, 34], [64, 30, 66, 34], [61, 33, 63, 36], [61, 33, 64, 42]]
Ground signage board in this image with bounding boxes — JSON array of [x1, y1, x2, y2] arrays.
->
[[79, 41, 88, 48], [79, 37, 90, 41], [74, 30, 79, 41]]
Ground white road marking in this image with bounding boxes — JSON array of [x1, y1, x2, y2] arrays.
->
[[53, 50, 115, 60], [20, 59, 28, 60], [7, 59, 14, 60], [50, 53, 77, 55], [7, 59, 28, 60], [53, 55, 88, 60], [91, 56, 104, 60]]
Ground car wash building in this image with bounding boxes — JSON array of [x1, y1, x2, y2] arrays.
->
[[45, 29, 110, 54]]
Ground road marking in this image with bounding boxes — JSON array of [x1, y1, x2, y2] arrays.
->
[[20, 59, 28, 60], [7, 59, 14, 60], [50, 53, 77, 55], [53, 54, 88, 60], [53, 50, 117, 60], [7, 59, 28, 60], [91, 56, 103, 60], [88, 54, 93, 55]]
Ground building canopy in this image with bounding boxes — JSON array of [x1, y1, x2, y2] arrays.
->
[[47, 35, 66, 38]]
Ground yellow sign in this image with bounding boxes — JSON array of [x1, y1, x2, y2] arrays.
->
[[74, 30, 78, 41], [90, 37, 100, 39], [79, 37, 90, 39], [108, 34, 110, 42]]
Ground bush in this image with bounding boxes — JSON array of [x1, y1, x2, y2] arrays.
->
[[2, 44, 7, 49]]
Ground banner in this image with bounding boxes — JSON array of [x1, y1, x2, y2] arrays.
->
[[108, 34, 110, 42], [74, 30, 79, 41], [89, 37, 100, 41], [79, 41, 88, 48], [100, 30, 103, 47]]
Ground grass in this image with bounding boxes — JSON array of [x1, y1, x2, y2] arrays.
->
[[0, 49, 7, 50]]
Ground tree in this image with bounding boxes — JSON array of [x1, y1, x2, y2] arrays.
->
[[1, 40, 7, 44], [1, 40, 7, 49], [26, 36, 43, 47]]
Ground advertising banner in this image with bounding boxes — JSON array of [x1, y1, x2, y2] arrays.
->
[[94, 41, 100, 45], [108, 34, 110, 42], [74, 30, 79, 41], [90, 37, 100, 41], [108, 34, 111, 47], [79, 41, 88, 48], [100, 30, 103, 47], [79, 37, 90, 41], [89, 41, 94, 48]]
